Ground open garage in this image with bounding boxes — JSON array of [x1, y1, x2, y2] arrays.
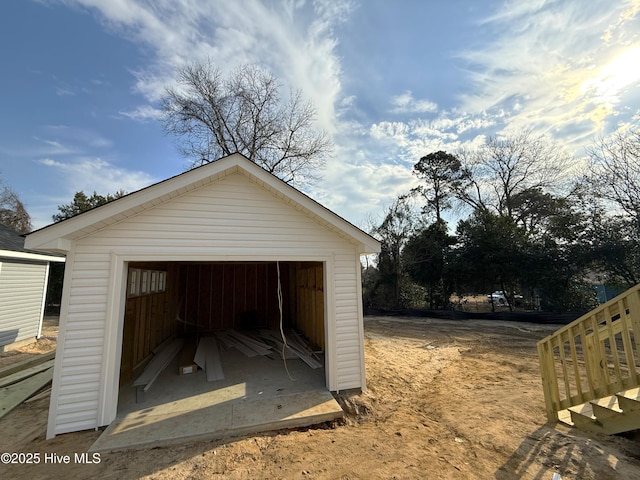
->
[[119, 260, 326, 387], [24, 153, 380, 441]]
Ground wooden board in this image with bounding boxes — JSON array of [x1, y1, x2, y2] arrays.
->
[[215, 331, 259, 357], [194, 338, 207, 371], [0, 368, 53, 419], [0, 359, 55, 388], [24, 387, 52, 403], [194, 337, 225, 381], [225, 330, 272, 355], [0, 351, 55, 379], [133, 339, 184, 391], [256, 330, 298, 359], [203, 338, 225, 382]]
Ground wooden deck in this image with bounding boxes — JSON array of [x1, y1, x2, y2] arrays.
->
[[537, 283, 640, 434]]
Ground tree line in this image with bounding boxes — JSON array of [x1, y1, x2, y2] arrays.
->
[[2, 62, 638, 317], [364, 128, 640, 314]]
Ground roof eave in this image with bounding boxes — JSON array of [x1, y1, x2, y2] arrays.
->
[[0, 249, 66, 262], [25, 153, 382, 254]]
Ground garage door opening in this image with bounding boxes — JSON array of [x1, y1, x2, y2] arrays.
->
[[96, 260, 341, 451], [119, 260, 326, 386]]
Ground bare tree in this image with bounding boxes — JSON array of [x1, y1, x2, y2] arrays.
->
[[586, 127, 640, 224], [161, 62, 332, 186], [0, 183, 32, 234], [456, 131, 573, 222]]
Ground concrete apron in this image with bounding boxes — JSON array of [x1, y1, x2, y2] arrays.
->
[[89, 348, 343, 452]]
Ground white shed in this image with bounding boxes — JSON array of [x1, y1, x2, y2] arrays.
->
[[25, 153, 381, 439], [0, 225, 64, 351]]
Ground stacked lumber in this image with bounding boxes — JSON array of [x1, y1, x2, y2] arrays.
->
[[215, 330, 272, 357], [0, 351, 55, 419], [191, 329, 323, 382], [257, 330, 298, 360], [255, 330, 323, 369]]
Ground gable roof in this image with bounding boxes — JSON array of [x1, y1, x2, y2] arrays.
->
[[0, 224, 65, 262], [25, 153, 381, 255]]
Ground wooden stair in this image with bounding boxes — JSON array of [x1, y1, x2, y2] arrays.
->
[[559, 387, 640, 434]]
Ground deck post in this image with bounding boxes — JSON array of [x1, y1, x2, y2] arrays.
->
[[538, 340, 559, 422]]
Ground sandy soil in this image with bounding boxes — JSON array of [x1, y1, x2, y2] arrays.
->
[[1, 315, 640, 479]]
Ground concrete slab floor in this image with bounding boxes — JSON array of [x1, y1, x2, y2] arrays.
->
[[89, 347, 343, 452]]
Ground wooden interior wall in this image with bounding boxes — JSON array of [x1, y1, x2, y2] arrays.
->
[[120, 263, 178, 384], [120, 261, 326, 385], [178, 262, 291, 333], [293, 262, 325, 350]]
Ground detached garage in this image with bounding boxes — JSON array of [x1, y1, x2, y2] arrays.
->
[[25, 153, 380, 440], [0, 224, 64, 351]]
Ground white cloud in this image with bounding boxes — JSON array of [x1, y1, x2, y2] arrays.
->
[[457, 0, 640, 146], [52, 0, 349, 135], [55, 86, 75, 96], [39, 157, 156, 197], [119, 105, 163, 122], [390, 91, 438, 114], [27, 155, 157, 229], [309, 154, 418, 229], [42, 124, 113, 149], [370, 121, 410, 141], [36, 0, 640, 230]]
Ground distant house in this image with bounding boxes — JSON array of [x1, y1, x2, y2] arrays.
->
[[25, 153, 381, 439], [0, 224, 65, 351]]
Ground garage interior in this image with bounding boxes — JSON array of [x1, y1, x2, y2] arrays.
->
[[91, 261, 343, 451]]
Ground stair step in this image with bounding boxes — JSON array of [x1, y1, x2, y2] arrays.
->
[[557, 409, 574, 426], [617, 388, 640, 414], [568, 403, 604, 432], [591, 396, 623, 420], [560, 387, 640, 435]]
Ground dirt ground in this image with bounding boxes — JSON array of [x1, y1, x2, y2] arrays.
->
[[2, 315, 640, 479]]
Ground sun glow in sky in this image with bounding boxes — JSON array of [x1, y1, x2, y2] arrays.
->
[[1, 1, 639, 229], [582, 46, 640, 106]]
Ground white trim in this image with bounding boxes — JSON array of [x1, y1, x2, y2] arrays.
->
[[355, 253, 367, 392], [36, 263, 51, 340], [98, 253, 128, 427], [324, 256, 337, 391], [0, 249, 65, 263], [108, 251, 338, 263], [98, 250, 338, 428], [46, 248, 74, 439]]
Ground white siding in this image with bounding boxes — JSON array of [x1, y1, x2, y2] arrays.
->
[[49, 250, 107, 434], [0, 260, 47, 347], [333, 253, 363, 389], [51, 172, 365, 436]]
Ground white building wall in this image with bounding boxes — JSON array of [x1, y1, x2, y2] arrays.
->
[[0, 260, 48, 347], [49, 172, 365, 436], [47, 250, 109, 435]]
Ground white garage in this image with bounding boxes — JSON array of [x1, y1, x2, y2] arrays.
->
[[25, 153, 380, 439], [0, 225, 64, 350]]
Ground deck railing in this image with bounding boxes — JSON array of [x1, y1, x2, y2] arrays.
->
[[537, 284, 640, 422]]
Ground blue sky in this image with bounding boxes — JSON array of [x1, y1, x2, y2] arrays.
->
[[1, 0, 640, 230]]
